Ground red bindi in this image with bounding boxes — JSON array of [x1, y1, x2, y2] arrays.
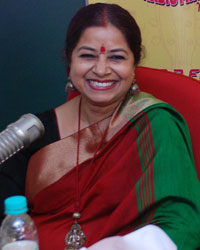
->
[[100, 45, 106, 53]]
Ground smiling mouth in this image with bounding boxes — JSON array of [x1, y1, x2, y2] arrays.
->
[[87, 80, 117, 89]]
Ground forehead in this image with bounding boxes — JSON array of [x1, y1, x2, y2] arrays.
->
[[74, 24, 130, 51]]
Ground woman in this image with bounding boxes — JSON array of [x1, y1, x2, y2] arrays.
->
[[0, 3, 200, 250]]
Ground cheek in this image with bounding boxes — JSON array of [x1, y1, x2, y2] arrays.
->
[[116, 65, 134, 82], [70, 61, 92, 79]]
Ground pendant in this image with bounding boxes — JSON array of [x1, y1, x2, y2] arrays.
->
[[65, 222, 86, 250]]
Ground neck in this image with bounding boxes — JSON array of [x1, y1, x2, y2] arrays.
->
[[80, 96, 121, 126]]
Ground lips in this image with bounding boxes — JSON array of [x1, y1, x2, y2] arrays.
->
[[87, 79, 118, 90]]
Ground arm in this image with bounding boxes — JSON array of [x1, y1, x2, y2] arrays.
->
[[136, 106, 200, 250], [83, 106, 200, 250]]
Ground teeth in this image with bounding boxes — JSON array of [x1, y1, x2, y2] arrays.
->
[[88, 80, 115, 87]]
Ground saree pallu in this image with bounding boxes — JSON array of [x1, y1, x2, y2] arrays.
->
[[25, 93, 200, 250]]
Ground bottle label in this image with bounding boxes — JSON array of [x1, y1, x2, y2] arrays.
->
[[2, 240, 38, 250]]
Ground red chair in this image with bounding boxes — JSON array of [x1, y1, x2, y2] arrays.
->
[[135, 66, 200, 179]]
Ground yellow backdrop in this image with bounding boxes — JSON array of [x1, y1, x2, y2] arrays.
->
[[88, 0, 200, 80]]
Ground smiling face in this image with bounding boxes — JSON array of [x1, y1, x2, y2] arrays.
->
[[69, 24, 135, 107]]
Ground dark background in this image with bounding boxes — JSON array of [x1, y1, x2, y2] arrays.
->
[[0, 0, 85, 131]]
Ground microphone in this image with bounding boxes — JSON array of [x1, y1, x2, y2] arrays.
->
[[0, 114, 45, 165]]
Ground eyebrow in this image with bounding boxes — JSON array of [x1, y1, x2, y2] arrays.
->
[[109, 48, 128, 55], [77, 46, 96, 52], [77, 46, 128, 55]]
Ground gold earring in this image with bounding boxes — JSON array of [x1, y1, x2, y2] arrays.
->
[[65, 79, 76, 92], [129, 76, 140, 95]]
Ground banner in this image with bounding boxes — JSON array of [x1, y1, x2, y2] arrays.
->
[[88, 0, 200, 81]]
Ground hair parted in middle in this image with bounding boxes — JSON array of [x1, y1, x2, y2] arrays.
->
[[64, 3, 142, 66]]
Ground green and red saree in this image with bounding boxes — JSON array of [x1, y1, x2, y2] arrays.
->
[[25, 92, 200, 250]]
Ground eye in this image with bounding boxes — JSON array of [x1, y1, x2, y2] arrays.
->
[[79, 54, 97, 59], [108, 55, 125, 61]]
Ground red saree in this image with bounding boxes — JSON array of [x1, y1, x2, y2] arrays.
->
[[25, 93, 200, 250]]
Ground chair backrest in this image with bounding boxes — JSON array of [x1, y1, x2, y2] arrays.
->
[[135, 66, 200, 178]]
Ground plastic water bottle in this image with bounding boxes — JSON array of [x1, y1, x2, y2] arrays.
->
[[0, 196, 39, 250]]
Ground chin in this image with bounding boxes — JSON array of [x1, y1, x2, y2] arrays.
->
[[84, 93, 124, 107]]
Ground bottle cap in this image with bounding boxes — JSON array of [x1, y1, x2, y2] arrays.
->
[[4, 196, 28, 215]]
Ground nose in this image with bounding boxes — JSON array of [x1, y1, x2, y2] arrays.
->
[[92, 56, 111, 77]]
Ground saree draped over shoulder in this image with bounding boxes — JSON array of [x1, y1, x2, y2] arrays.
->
[[25, 92, 200, 250]]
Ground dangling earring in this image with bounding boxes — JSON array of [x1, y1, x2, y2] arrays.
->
[[129, 76, 140, 95], [65, 78, 77, 92]]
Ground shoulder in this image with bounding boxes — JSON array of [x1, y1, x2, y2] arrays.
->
[[144, 102, 188, 132], [133, 92, 185, 123], [142, 102, 194, 159], [129, 92, 187, 131], [28, 109, 60, 155]]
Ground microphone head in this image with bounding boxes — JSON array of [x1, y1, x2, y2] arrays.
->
[[0, 114, 45, 164], [8, 114, 45, 146]]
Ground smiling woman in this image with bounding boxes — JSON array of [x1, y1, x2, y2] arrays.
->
[[69, 25, 135, 108], [0, 3, 200, 250]]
